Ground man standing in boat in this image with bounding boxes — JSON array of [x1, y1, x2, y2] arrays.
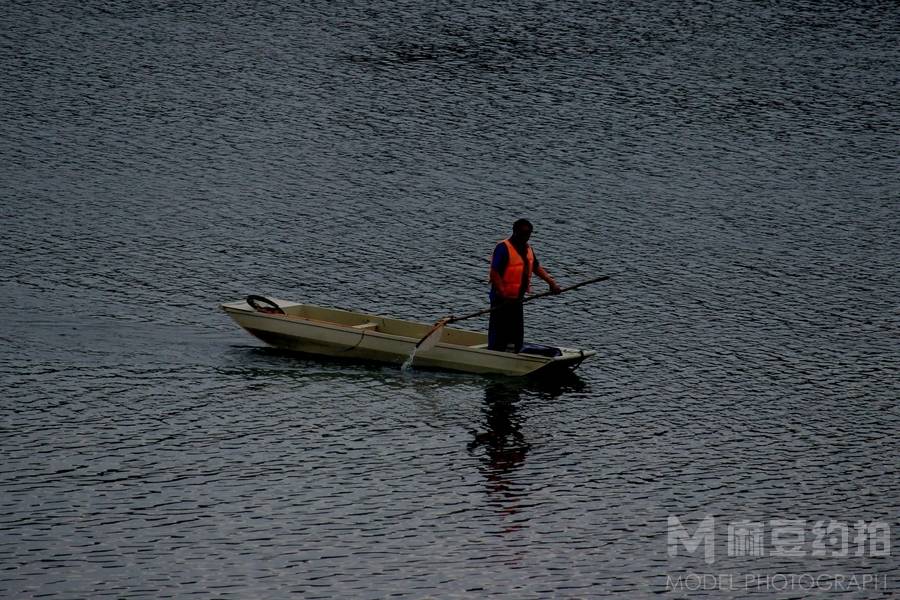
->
[[488, 219, 562, 352]]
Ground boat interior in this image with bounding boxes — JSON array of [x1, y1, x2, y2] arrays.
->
[[260, 302, 489, 347]]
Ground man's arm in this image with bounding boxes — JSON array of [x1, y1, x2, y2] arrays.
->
[[489, 267, 505, 292], [489, 243, 508, 294], [535, 264, 562, 294]]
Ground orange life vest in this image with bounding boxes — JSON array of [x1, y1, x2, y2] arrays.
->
[[492, 239, 534, 298]]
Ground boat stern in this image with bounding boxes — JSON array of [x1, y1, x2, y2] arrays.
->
[[530, 347, 597, 376]]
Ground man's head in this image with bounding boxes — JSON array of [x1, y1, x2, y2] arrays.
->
[[511, 218, 533, 243]]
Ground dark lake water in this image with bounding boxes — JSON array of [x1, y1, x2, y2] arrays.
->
[[2, 1, 898, 597]]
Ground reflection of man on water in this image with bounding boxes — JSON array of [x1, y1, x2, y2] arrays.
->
[[469, 379, 585, 530], [469, 378, 586, 476], [469, 383, 531, 532], [468, 383, 530, 477]]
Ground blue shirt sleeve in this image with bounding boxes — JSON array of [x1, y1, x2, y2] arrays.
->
[[491, 242, 509, 275]]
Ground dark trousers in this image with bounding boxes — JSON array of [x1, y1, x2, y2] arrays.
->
[[487, 298, 524, 352]]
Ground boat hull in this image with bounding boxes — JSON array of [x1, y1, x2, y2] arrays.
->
[[221, 299, 595, 377]]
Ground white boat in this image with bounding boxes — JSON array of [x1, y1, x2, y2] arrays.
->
[[221, 296, 596, 377]]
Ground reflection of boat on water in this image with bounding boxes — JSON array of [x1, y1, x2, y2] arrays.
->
[[221, 296, 596, 377]]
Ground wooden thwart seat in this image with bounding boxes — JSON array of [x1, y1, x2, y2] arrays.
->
[[352, 322, 379, 331]]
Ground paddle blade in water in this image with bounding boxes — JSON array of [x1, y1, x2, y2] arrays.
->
[[416, 323, 445, 353]]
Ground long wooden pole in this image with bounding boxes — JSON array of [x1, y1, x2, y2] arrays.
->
[[445, 273, 613, 325], [412, 273, 615, 352]]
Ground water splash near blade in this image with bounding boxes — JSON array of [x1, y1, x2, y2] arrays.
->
[[400, 350, 416, 372]]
